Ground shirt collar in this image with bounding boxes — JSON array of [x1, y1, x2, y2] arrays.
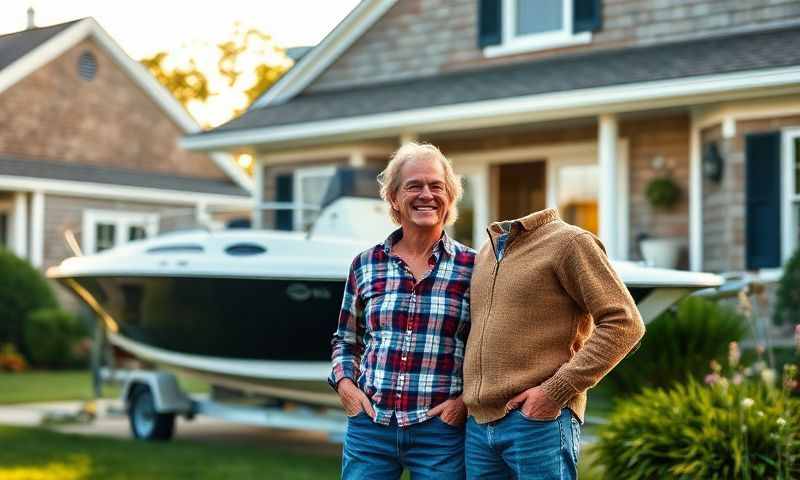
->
[[382, 228, 455, 258], [488, 208, 560, 239]]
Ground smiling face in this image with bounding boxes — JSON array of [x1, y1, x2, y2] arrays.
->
[[390, 156, 452, 231]]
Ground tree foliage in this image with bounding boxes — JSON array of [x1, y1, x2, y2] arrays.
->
[[140, 24, 292, 125], [140, 52, 211, 107]]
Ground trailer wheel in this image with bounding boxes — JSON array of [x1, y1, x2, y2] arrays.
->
[[128, 384, 175, 441]]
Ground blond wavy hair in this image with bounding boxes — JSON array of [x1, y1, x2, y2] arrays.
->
[[377, 142, 462, 226]]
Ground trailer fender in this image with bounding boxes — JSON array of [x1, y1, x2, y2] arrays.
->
[[122, 371, 192, 414]]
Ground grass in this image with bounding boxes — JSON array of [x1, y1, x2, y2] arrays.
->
[[0, 425, 341, 479], [0, 370, 208, 405]]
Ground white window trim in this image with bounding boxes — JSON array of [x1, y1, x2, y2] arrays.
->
[[782, 128, 800, 263], [82, 209, 159, 254], [484, 0, 592, 58], [293, 166, 336, 231]]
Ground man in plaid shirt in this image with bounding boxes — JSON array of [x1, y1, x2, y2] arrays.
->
[[330, 143, 475, 479]]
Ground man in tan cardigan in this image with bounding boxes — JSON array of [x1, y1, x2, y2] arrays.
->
[[463, 208, 645, 479]]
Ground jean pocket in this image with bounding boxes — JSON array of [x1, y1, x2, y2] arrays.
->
[[570, 417, 581, 463], [431, 415, 463, 429], [346, 410, 367, 419]]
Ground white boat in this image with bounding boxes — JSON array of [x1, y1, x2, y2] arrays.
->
[[47, 169, 724, 408]]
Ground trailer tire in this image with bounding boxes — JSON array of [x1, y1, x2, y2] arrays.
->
[[128, 384, 175, 441]]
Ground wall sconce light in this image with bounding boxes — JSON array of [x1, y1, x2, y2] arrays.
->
[[702, 142, 724, 183]]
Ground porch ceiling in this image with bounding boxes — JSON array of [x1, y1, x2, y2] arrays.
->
[[197, 26, 800, 137]]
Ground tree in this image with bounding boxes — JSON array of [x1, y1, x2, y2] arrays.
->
[[140, 52, 211, 107], [140, 24, 292, 126]]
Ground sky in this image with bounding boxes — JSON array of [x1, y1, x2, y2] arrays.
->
[[0, 0, 362, 125]]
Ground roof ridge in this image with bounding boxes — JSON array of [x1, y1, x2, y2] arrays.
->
[[0, 18, 85, 41]]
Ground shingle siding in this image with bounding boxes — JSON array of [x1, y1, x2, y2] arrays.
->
[[0, 38, 225, 180], [306, 0, 800, 93]]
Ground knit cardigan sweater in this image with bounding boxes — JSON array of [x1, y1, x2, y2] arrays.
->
[[463, 209, 645, 424]]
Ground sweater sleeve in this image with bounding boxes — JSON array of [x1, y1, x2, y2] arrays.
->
[[539, 232, 646, 406]]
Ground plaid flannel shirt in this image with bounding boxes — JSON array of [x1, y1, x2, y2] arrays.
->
[[329, 229, 475, 427]]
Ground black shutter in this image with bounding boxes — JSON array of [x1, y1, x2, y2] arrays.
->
[[745, 132, 782, 270], [574, 0, 602, 33], [478, 0, 502, 48], [276, 173, 293, 231]]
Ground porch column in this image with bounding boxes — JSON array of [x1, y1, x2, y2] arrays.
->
[[598, 114, 619, 259], [253, 160, 264, 229], [30, 191, 44, 267], [689, 113, 703, 271], [12, 192, 28, 258]]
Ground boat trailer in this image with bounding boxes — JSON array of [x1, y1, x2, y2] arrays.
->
[[101, 368, 347, 442]]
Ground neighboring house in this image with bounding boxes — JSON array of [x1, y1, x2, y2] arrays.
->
[[0, 18, 254, 280], [183, 0, 800, 276]]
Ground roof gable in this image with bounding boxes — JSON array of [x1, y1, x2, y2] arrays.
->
[[250, 0, 397, 109], [0, 18, 252, 193]]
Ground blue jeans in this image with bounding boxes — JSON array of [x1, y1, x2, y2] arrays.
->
[[465, 408, 580, 480], [341, 412, 465, 479]]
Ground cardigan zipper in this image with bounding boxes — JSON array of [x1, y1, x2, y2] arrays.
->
[[475, 228, 508, 405]]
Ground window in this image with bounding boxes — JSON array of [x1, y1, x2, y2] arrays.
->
[[555, 164, 599, 234], [294, 167, 336, 231], [0, 212, 7, 248], [95, 223, 116, 252], [451, 177, 475, 247], [0, 200, 10, 249], [483, 0, 594, 57], [83, 210, 158, 254]]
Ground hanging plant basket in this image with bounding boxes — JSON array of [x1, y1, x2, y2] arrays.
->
[[645, 176, 681, 210]]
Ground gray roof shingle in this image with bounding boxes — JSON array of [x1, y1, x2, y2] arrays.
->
[[0, 156, 248, 197], [202, 26, 800, 135], [0, 19, 82, 72]]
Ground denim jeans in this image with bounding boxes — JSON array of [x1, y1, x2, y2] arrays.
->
[[465, 408, 580, 480], [341, 412, 466, 479]]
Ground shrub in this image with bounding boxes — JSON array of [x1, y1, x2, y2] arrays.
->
[[23, 308, 88, 369], [0, 343, 28, 372], [606, 296, 748, 395], [0, 248, 57, 356], [774, 247, 800, 325], [593, 380, 800, 479]]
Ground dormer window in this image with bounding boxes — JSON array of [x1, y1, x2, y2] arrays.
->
[[479, 0, 601, 57]]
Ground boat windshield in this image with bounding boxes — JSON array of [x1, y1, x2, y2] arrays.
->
[[318, 168, 382, 211]]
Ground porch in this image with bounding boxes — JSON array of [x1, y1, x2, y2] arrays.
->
[[246, 92, 800, 276]]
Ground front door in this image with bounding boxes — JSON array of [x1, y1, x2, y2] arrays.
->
[[494, 160, 546, 221]]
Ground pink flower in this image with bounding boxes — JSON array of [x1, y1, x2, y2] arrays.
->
[[705, 373, 720, 386], [732, 373, 744, 385], [795, 324, 800, 353], [729, 341, 741, 368]]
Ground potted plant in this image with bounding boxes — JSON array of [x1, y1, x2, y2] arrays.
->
[[640, 175, 684, 269]]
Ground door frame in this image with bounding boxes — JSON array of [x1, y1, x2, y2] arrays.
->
[[452, 140, 629, 258]]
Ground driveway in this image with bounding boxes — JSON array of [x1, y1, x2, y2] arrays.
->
[[0, 399, 341, 456]]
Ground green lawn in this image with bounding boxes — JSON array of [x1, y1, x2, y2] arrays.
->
[[0, 370, 208, 405], [0, 425, 341, 480]]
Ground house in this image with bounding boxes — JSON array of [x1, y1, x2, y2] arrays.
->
[[0, 18, 254, 280], [183, 0, 800, 276]]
